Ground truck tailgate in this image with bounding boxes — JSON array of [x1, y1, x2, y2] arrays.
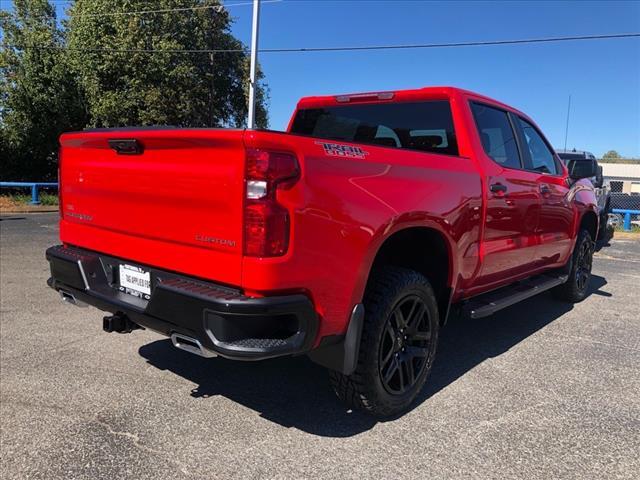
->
[[59, 129, 246, 286]]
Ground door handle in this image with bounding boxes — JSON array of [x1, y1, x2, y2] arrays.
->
[[490, 183, 508, 194]]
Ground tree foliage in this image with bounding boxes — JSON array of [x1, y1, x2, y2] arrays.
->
[[602, 150, 621, 160], [1, 0, 87, 181], [65, 0, 268, 128], [1, 0, 269, 181], [599, 151, 640, 163]]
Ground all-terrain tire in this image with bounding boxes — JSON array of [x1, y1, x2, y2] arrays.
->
[[552, 229, 594, 303], [329, 266, 439, 417]]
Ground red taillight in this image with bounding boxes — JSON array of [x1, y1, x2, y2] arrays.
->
[[244, 148, 299, 257], [245, 148, 299, 183], [244, 201, 290, 257]]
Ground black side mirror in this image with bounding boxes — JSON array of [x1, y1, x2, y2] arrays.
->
[[568, 159, 597, 181], [594, 165, 604, 188]]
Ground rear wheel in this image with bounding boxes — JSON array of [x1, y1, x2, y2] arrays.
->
[[552, 229, 594, 302], [330, 266, 439, 417]]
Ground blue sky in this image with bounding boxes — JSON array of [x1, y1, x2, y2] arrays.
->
[[4, 0, 640, 157], [231, 0, 640, 157]]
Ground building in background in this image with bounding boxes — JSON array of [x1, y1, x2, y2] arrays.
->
[[600, 163, 640, 194]]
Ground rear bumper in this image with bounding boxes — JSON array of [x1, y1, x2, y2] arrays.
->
[[46, 245, 318, 361]]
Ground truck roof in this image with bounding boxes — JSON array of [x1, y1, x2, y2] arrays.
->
[[296, 86, 519, 113], [557, 149, 596, 159]]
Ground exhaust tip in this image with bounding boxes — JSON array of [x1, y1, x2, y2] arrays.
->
[[171, 333, 217, 358], [59, 290, 88, 308]]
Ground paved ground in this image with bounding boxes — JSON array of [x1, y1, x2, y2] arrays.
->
[[1, 213, 639, 480]]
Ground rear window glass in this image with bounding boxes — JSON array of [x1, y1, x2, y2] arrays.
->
[[290, 101, 459, 156], [470, 103, 521, 170]]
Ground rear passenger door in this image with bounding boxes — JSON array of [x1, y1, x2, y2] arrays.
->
[[470, 103, 542, 291], [513, 116, 573, 267]]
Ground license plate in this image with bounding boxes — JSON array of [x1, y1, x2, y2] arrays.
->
[[119, 264, 151, 299]]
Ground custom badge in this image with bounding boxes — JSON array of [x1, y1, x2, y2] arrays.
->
[[315, 141, 369, 159]]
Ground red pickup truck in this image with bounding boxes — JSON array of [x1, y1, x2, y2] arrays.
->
[[47, 87, 600, 417]]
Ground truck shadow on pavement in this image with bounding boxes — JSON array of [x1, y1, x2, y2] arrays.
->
[[139, 274, 609, 437]]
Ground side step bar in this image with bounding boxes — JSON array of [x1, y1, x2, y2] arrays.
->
[[464, 273, 568, 319]]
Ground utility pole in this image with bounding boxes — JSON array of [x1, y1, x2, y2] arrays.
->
[[247, 0, 260, 129], [563, 94, 571, 151], [210, 52, 215, 127]]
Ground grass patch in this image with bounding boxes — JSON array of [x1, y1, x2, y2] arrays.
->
[[614, 224, 640, 234], [3, 192, 59, 206]]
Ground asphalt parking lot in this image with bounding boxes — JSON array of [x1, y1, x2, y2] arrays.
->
[[1, 213, 639, 479]]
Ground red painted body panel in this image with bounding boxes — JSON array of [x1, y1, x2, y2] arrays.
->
[[57, 87, 598, 346], [59, 129, 246, 286]]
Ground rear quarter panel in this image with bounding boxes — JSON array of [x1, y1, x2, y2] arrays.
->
[[242, 131, 483, 339]]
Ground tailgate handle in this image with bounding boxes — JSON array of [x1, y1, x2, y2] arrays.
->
[[108, 139, 143, 155]]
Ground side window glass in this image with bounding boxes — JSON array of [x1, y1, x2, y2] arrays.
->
[[517, 118, 558, 174], [470, 103, 521, 169]]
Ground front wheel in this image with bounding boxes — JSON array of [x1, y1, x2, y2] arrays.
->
[[329, 266, 439, 417], [552, 229, 594, 302]]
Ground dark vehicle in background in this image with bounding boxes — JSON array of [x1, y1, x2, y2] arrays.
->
[[557, 150, 612, 242]]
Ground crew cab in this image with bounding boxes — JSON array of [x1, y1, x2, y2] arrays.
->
[[46, 87, 599, 417]]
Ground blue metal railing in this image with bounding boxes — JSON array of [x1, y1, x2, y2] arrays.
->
[[0, 182, 58, 205], [3, 181, 639, 232], [612, 208, 640, 232]]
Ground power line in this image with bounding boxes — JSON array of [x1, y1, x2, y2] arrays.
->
[[23, 32, 640, 54], [263, 32, 640, 53]]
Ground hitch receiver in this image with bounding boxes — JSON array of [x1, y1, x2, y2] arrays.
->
[[103, 312, 141, 334]]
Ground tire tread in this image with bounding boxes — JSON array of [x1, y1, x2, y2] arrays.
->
[[330, 266, 439, 417]]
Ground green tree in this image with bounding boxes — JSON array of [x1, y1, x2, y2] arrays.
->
[[65, 0, 268, 128], [602, 150, 621, 160], [1, 0, 88, 181], [600, 151, 640, 164]]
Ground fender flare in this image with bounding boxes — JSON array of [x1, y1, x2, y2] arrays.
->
[[348, 213, 459, 321]]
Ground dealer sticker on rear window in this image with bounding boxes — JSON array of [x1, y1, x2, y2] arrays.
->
[[316, 141, 369, 159]]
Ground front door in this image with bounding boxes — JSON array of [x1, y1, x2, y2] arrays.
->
[[514, 116, 573, 267], [469, 103, 542, 292]]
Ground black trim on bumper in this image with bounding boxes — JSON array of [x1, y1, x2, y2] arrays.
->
[[46, 245, 318, 361]]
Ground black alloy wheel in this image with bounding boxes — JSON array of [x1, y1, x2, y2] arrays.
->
[[575, 237, 594, 294], [379, 295, 432, 395], [329, 266, 440, 417], [552, 228, 594, 303]]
